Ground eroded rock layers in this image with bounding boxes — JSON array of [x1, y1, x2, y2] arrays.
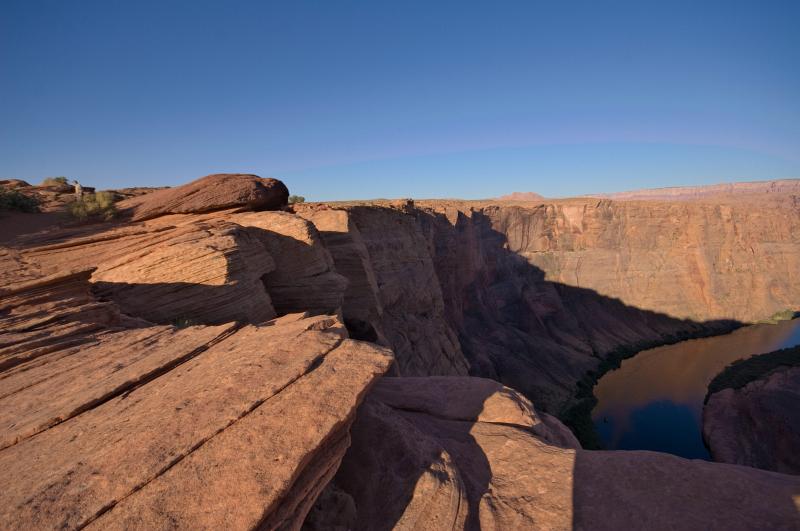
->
[[0, 195, 393, 529], [2, 176, 799, 529], [298, 192, 800, 417], [309, 376, 800, 530]]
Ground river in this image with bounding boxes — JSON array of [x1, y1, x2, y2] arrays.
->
[[591, 318, 800, 459]]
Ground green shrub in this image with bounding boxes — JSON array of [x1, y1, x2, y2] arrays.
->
[[41, 176, 69, 187], [288, 195, 306, 204], [0, 186, 40, 213], [68, 191, 117, 221]]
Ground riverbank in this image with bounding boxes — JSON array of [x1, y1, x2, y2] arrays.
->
[[559, 322, 742, 449]]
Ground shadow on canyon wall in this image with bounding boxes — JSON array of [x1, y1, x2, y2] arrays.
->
[[414, 207, 741, 445], [80, 207, 782, 529]]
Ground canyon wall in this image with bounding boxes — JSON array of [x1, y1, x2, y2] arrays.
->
[[297, 192, 800, 419], [4, 176, 800, 528]]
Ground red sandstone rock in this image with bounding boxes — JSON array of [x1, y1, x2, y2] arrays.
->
[[703, 366, 800, 475], [299, 204, 470, 377], [118, 173, 289, 221], [3, 180, 800, 529], [320, 375, 800, 530], [231, 211, 348, 316], [0, 268, 392, 530]]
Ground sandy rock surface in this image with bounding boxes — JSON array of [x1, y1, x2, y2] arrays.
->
[[0, 269, 392, 529]]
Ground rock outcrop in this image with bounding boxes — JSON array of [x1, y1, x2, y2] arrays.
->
[[298, 193, 800, 420], [232, 211, 348, 316], [299, 205, 469, 377], [3, 174, 800, 529], [0, 268, 392, 529], [0, 174, 391, 529], [703, 346, 800, 475], [118, 173, 289, 221], [313, 376, 800, 530]]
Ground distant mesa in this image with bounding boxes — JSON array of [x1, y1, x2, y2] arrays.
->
[[592, 178, 800, 202], [118, 173, 290, 221], [496, 191, 546, 201]]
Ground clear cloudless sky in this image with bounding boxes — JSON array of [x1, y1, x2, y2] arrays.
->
[[2, 0, 799, 200]]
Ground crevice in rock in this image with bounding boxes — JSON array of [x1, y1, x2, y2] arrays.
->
[[76, 334, 345, 529], [0, 323, 243, 451], [343, 318, 378, 342]]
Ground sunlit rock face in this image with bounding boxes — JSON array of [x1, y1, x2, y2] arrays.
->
[[2, 175, 799, 529], [0, 186, 391, 529]]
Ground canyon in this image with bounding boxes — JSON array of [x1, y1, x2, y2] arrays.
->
[[1, 175, 799, 529]]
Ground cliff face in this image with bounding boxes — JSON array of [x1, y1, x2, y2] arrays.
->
[[703, 345, 800, 475], [479, 198, 800, 323], [704, 366, 800, 475], [4, 176, 800, 528], [298, 193, 800, 415]]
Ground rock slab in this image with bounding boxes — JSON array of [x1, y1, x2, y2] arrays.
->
[[118, 173, 290, 221]]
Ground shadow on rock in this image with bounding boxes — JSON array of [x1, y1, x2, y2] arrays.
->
[[305, 376, 581, 530], [571, 447, 800, 530]]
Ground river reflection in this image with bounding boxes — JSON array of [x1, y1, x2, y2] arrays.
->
[[592, 318, 800, 459]]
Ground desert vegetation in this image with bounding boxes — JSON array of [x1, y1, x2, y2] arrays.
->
[[288, 194, 305, 204], [67, 191, 118, 221], [0, 186, 40, 213], [705, 343, 800, 401], [40, 176, 69, 188]]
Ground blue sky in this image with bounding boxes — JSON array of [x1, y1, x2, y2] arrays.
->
[[2, 1, 799, 200]]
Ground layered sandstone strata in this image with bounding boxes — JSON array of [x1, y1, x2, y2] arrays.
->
[[298, 191, 800, 418], [0, 269, 391, 529], [0, 177, 393, 529], [117, 173, 289, 220], [3, 174, 800, 529]]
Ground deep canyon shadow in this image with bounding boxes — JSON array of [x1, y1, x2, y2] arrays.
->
[[414, 208, 740, 444]]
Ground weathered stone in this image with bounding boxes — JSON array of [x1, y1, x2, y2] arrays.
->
[[90, 220, 278, 324], [118, 173, 289, 221], [0, 309, 392, 529], [324, 376, 800, 530], [0, 269, 122, 372], [297, 204, 470, 377], [232, 211, 348, 316], [704, 365, 800, 475]]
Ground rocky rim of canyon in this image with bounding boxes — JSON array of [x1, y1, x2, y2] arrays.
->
[[1, 174, 799, 530]]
